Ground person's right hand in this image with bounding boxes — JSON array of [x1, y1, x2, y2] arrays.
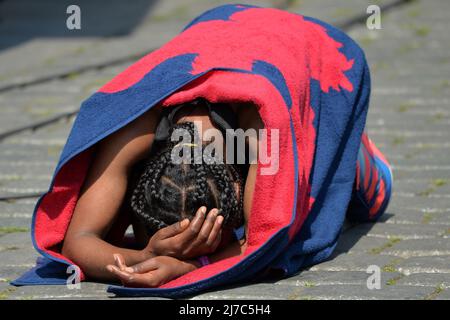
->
[[144, 206, 223, 260]]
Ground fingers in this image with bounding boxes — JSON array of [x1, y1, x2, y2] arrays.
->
[[160, 206, 223, 259], [113, 254, 128, 272], [210, 229, 222, 252], [128, 258, 159, 274], [107, 265, 132, 281], [113, 253, 159, 274], [106, 265, 158, 287], [189, 206, 207, 234], [156, 218, 190, 239], [206, 215, 223, 246], [177, 206, 207, 242], [197, 208, 219, 242]]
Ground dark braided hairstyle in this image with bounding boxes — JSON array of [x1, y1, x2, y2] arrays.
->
[[130, 121, 244, 235]]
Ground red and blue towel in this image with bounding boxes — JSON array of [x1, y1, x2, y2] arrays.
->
[[12, 4, 391, 297]]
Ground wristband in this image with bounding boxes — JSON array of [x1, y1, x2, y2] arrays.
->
[[197, 255, 210, 267]]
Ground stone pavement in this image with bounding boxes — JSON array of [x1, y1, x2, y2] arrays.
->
[[0, 0, 449, 300]]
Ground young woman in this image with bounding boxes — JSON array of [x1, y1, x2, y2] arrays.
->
[[17, 5, 394, 293], [61, 100, 265, 287], [61, 97, 391, 288]]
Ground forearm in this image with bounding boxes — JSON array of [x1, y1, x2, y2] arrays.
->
[[62, 233, 153, 282]]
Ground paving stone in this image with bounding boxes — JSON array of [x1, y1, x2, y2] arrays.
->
[[351, 223, 448, 240], [388, 196, 450, 213], [288, 283, 435, 300], [0, 216, 32, 228], [1, 179, 52, 191], [307, 253, 395, 272], [0, 231, 33, 247], [333, 233, 397, 255], [278, 270, 403, 289], [8, 282, 112, 300], [378, 210, 450, 226], [434, 289, 450, 300], [380, 239, 450, 259], [396, 273, 450, 288], [192, 282, 297, 300], [393, 180, 450, 197], [396, 256, 450, 275], [0, 249, 37, 269], [0, 265, 33, 283]]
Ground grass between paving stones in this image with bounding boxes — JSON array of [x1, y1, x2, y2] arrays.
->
[[287, 287, 317, 300], [0, 246, 20, 252], [0, 287, 17, 300], [296, 281, 316, 288], [382, 258, 404, 273], [0, 227, 30, 235], [369, 236, 402, 255], [421, 211, 434, 224], [385, 274, 405, 286], [428, 111, 445, 123], [383, 257, 406, 286], [391, 136, 406, 146], [149, 4, 189, 23], [433, 79, 450, 94], [417, 179, 449, 197], [397, 101, 416, 113], [424, 284, 445, 300]]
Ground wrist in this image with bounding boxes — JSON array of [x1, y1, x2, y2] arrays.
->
[[183, 259, 201, 272], [139, 248, 154, 261]]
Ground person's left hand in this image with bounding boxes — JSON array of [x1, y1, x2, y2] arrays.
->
[[106, 253, 197, 288], [145, 206, 223, 260]]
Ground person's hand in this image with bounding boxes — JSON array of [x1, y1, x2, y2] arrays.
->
[[144, 206, 223, 260], [106, 253, 196, 288]]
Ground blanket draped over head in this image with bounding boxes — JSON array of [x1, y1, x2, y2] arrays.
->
[[13, 4, 371, 297]]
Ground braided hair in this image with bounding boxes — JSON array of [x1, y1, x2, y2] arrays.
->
[[130, 121, 244, 235]]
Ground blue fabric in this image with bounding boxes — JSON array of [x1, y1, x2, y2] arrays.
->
[[182, 4, 256, 31], [269, 16, 371, 274], [11, 257, 68, 286]]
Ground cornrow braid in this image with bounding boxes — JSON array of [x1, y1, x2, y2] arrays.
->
[[130, 121, 245, 236], [206, 163, 244, 228]]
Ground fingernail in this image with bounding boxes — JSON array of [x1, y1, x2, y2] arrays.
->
[[217, 216, 224, 225], [106, 265, 114, 272], [113, 254, 119, 263], [200, 207, 207, 214], [125, 267, 134, 273]]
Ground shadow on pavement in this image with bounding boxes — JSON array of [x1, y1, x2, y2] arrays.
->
[[177, 213, 396, 298], [324, 212, 395, 260], [0, 0, 158, 51]]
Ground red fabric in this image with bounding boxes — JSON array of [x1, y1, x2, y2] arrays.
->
[[33, 151, 92, 280]]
